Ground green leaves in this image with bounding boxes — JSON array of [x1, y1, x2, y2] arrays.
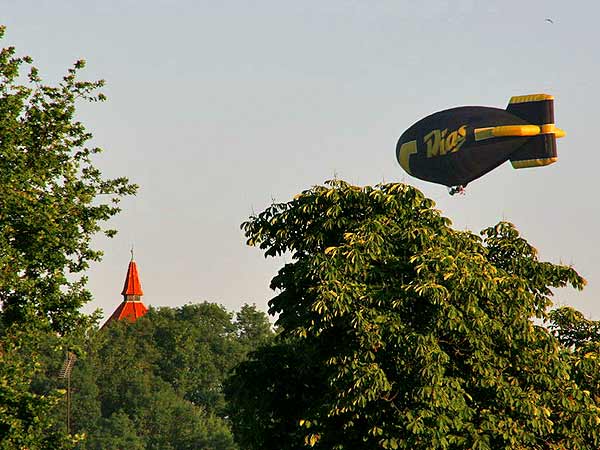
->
[[0, 30, 137, 333], [0, 328, 79, 450], [229, 180, 599, 449], [0, 27, 136, 448], [55, 302, 270, 450]]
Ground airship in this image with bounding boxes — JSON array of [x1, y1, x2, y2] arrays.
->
[[395, 94, 565, 193]]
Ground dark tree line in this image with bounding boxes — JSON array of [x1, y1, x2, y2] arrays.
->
[[56, 302, 272, 450]]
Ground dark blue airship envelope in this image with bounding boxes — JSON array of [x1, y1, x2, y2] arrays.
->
[[396, 94, 565, 189]]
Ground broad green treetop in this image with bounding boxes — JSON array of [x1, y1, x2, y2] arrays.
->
[[229, 180, 595, 450]]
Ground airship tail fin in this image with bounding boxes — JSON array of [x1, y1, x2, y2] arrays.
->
[[506, 93, 555, 125], [506, 94, 562, 169], [509, 134, 558, 168]]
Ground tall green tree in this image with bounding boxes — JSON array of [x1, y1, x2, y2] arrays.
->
[[226, 180, 599, 450], [0, 25, 136, 333], [0, 25, 135, 448]]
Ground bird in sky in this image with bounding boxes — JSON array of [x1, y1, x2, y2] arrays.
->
[[545, 18, 554, 24]]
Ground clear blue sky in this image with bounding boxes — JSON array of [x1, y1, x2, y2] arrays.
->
[[4, 0, 600, 319]]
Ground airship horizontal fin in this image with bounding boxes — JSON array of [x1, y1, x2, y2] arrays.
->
[[474, 124, 541, 141], [540, 123, 566, 138]]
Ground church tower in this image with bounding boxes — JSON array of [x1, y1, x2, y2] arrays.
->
[[103, 254, 148, 328]]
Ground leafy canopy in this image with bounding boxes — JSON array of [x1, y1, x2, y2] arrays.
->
[[0, 25, 136, 333], [58, 302, 273, 450], [226, 180, 597, 450]]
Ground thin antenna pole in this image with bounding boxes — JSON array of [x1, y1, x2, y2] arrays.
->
[[67, 372, 71, 434], [59, 351, 77, 435]]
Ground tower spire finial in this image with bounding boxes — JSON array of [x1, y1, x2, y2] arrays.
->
[[130, 244, 134, 261]]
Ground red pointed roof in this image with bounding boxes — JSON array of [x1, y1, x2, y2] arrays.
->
[[105, 300, 148, 324], [121, 260, 144, 296], [102, 257, 148, 329]]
